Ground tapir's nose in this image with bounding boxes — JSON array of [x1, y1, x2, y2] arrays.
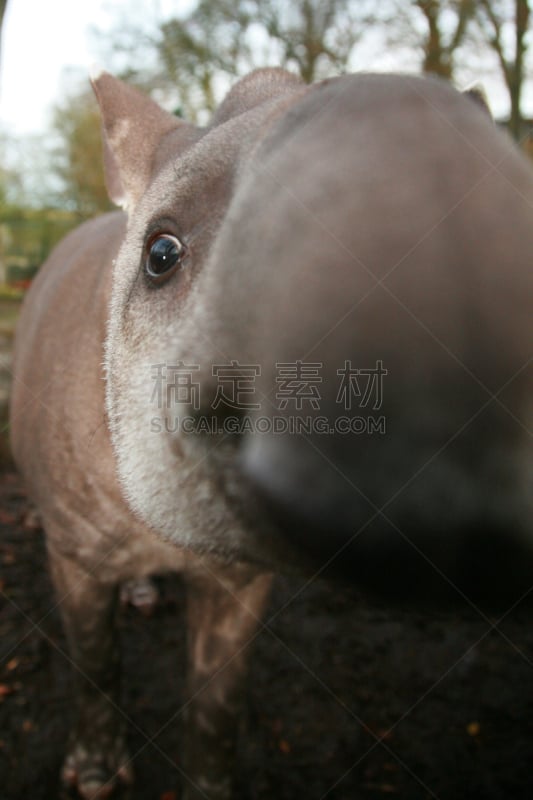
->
[[242, 431, 533, 610]]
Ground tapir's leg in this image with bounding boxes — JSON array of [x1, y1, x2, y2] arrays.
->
[[47, 542, 133, 800], [182, 563, 273, 800]]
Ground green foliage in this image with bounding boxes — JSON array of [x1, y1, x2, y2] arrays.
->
[[0, 134, 26, 208], [0, 284, 24, 301], [0, 207, 79, 287], [50, 86, 113, 218]]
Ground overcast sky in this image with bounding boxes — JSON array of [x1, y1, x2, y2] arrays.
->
[[0, 0, 191, 135], [2, 0, 108, 134], [0, 0, 531, 138]]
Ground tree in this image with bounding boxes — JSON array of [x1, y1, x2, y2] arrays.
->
[[415, 0, 474, 79], [154, 3, 250, 119], [475, 0, 531, 138], [50, 86, 112, 218], [382, 0, 531, 138], [104, 0, 372, 121], [0, 132, 32, 209], [384, 0, 475, 81], [238, 0, 368, 83], [0, 0, 7, 58]]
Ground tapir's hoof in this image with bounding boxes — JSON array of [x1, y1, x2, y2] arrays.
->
[[61, 740, 133, 799], [119, 577, 159, 616]]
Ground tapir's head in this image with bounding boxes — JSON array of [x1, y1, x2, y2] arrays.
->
[[95, 69, 532, 608]]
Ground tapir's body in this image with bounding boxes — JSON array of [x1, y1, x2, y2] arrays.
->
[[10, 68, 533, 799], [11, 208, 275, 800], [12, 211, 181, 577]]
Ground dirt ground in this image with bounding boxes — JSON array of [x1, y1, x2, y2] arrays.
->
[[1, 469, 532, 800]]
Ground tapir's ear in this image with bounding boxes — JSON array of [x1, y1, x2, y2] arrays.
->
[[91, 71, 183, 209], [463, 84, 493, 120]]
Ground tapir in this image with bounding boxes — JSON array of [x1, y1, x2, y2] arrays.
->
[[9, 67, 533, 799]]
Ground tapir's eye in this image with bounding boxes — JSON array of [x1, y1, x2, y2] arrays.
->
[[145, 234, 186, 282]]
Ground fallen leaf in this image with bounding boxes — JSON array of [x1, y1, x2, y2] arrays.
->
[[383, 762, 399, 773], [466, 721, 481, 737], [271, 718, 283, 735], [279, 739, 291, 754], [364, 782, 398, 794]]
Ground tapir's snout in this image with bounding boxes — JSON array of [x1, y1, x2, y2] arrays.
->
[[241, 416, 533, 609], [197, 75, 533, 611]]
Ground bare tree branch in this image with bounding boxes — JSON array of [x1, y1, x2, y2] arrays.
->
[[449, 0, 475, 51], [101, 0, 373, 120], [387, 1, 475, 80], [0, 0, 8, 64], [476, 0, 531, 139]]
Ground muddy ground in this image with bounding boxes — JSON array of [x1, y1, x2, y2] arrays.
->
[[1, 469, 532, 800]]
